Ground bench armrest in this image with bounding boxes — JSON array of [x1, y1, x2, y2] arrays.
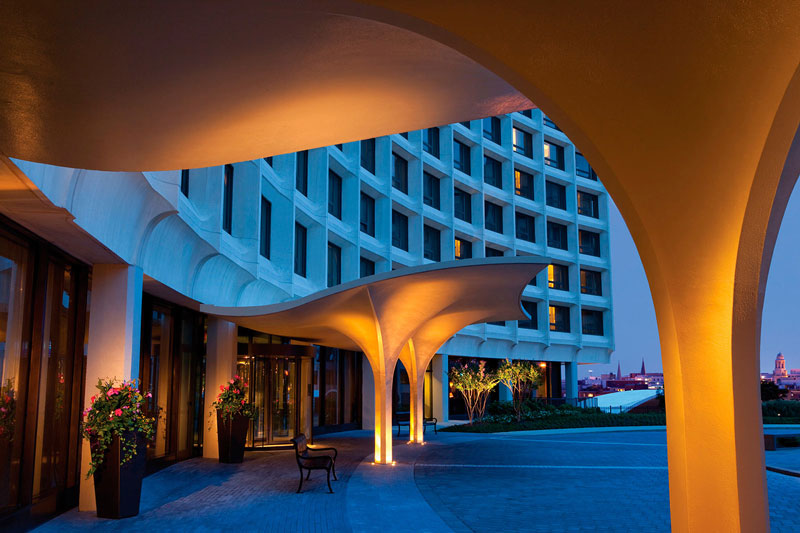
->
[[308, 445, 338, 459]]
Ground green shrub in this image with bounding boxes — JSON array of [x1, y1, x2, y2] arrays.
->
[[762, 400, 800, 418]]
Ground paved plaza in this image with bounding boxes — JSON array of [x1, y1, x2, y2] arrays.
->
[[35, 428, 800, 532]]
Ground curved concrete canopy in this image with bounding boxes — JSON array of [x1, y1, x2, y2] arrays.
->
[[202, 256, 546, 463], [201, 256, 545, 358], [0, 1, 529, 171]]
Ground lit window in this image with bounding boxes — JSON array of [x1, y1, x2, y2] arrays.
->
[[513, 128, 533, 157], [515, 169, 534, 200], [455, 238, 472, 259]]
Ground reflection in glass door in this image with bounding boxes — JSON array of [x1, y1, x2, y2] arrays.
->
[[271, 358, 295, 442]]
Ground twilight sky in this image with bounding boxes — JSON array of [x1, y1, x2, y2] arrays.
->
[[599, 181, 800, 380]]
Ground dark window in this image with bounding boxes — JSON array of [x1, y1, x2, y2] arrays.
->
[[392, 210, 409, 251], [484, 201, 503, 233], [515, 212, 536, 242], [335, 144, 343, 152], [327, 242, 341, 287], [360, 257, 375, 278], [361, 138, 376, 173], [455, 237, 472, 259], [454, 140, 471, 174], [528, 273, 538, 286], [546, 181, 567, 209], [296, 150, 308, 196], [483, 116, 501, 144], [423, 225, 441, 261], [519, 301, 538, 329], [484, 156, 502, 188], [460, 121, 471, 129], [485, 246, 503, 257], [513, 128, 533, 157], [575, 153, 592, 178], [223, 164, 234, 234], [521, 109, 533, 118], [454, 188, 472, 223], [548, 264, 569, 291], [260, 196, 271, 259], [328, 170, 342, 219], [547, 221, 569, 250], [578, 191, 599, 218], [423, 127, 440, 158], [543, 116, 561, 131], [360, 193, 375, 236], [582, 310, 604, 336], [515, 169, 534, 200], [399, 131, 409, 140], [423, 171, 440, 209], [294, 223, 307, 277], [392, 153, 408, 194], [549, 305, 571, 333], [544, 141, 565, 170], [180, 169, 190, 197], [579, 230, 601, 257], [581, 269, 602, 296], [264, 156, 273, 166]]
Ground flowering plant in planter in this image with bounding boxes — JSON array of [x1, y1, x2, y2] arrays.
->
[[0, 379, 15, 441], [212, 375, 257, 421], [81, 378, 155, 477]]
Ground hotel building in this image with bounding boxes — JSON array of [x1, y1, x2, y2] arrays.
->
[[0, 108, 612, 527]]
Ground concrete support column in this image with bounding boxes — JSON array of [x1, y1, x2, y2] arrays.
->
[[408, 366, 426, 443], [79, 264, 143, 511], [565, 361, 578, 400], [432, 353, 448, 422], [202, 318, 238, 459], [372, 368, 394, 463]]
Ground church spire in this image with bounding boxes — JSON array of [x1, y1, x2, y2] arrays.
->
[[617, 360, 621, 379], [641, 358, 646, 375]]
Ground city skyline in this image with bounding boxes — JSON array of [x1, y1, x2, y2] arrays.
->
[[607, 178, 800, 379]]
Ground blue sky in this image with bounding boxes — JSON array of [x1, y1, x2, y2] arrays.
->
[[601, 181, 800, 379]]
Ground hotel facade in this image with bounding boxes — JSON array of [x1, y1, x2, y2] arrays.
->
[[0, 108, 612, 527]]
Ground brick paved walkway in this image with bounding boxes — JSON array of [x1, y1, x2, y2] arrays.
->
[[33, 428, 800, 532]]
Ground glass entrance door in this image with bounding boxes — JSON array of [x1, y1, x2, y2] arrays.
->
[[270, 358, 295, 442], [244, 356, 297, 447]]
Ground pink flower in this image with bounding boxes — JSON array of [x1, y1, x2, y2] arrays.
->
[[114, 408, 123, 416], [241, 399, 245, 405], [229, 379, 234, 385], [146, 392, 152, 398], [224, 385, 229, 391], [244, 382, 249, 387], [122, 406, 129, 410], [0, 407, 6, 413], [234, 389, 239, 394], [90, 395, 96, 403], [234, 375, 240, 380], [220, 385, 225, 391]]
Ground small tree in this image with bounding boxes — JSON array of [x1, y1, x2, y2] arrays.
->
[[497, 359, 541, 422], [761, 380, 788, 401], [448, 361, 499, 424]]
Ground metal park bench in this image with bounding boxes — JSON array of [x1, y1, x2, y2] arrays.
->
[[290, 434, 338, 493], [395, 411, 438, 436]]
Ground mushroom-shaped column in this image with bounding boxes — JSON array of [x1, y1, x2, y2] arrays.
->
[[202, 257, 547, 464]]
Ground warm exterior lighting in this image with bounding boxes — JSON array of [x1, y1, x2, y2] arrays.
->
[[539, 362, 547, 368], [202, 257, 547, 465]]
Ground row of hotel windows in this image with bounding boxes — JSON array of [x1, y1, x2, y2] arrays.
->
[[498, 302, 605, 336], [182, 163, 599, 247]]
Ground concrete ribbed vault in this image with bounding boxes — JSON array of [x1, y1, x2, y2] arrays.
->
[[4, 2, 800, 530], [201, 257, 547, 463]]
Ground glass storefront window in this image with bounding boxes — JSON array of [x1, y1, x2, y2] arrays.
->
[[0, 236, 30, 513], [324, 350, 339, 426]]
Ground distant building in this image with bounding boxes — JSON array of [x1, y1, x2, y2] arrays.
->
[[774, 353, 788, 378]]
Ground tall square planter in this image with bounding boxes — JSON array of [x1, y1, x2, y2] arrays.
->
[[216, 411, 250, 463], [92, 431, 147, 519]]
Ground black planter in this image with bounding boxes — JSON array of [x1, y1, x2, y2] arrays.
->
[[217, 411, 250, 463], [92, 431, 146, 519]]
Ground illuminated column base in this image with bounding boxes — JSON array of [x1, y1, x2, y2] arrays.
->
[[372, 369, 394, 464], [203, 318, 238, 460], [408, 367, 425, 443]]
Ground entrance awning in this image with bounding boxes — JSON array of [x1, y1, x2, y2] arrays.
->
[[201, 256, 547, 462]]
